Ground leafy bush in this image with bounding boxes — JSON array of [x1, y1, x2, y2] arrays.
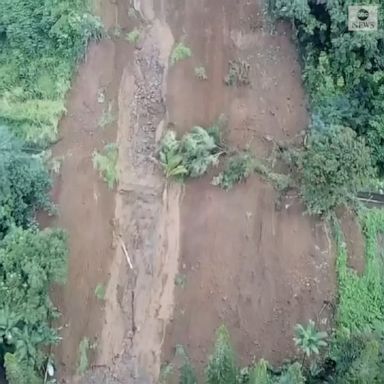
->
[[4, 353, 42, 384], [299, 126, 374, 215], [159, 127, 221, 180], [330, 330, 383, 384], [93, 143, 119, 189], [0, 127, 52, 239], [170, 42, 192, 65], [212, 152, 255, 190]]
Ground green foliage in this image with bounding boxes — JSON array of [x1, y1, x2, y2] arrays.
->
[[126, 28, 140, 44], [294, 320, 327, 357], [93, 143, 119, 189], [212, 152, 255, 190], [176, 345, 197, 384], [0, 127, 52, 239], [0, 0, 103, 145], [0, 227, 67, 373], [205, 325, 237, 384], [171, 42, 192, 66], [330, 331, 383, 384], [277, 363, 305, 384], [159, 131, 189, 180], [159, 127, 221, 180], [4, 353, 42, 384], [160, 363, 174, 384], [273, 0, 384, 173], [194, 66, 208, 80], [299, 126, 374, 215], [77, 337, 90, 375]]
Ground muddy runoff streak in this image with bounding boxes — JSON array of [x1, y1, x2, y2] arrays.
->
[[77, 4, 181, 384]]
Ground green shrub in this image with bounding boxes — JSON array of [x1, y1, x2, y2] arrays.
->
[[0, 227, 67, 373], [93, 143, 119, 189], [4, 353, 42, 384], [212, 152, 255, 190], [330, 331, 382, 384], [159, 127, 221, 180], [299, 126, 374, 215], [126, 28, 140, 44], [0, 127, 52, 239], [170, 42, 192, 65]]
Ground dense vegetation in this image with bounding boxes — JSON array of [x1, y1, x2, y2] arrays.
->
[[273, 0, 383, 213], [0, 0, 101, 381], [0, 0, 102, 146]]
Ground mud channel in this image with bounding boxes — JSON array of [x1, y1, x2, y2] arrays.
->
[[51, 0, 336, 383]]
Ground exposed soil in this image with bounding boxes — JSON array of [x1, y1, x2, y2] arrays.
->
[[161, 0, 335, 373], [50, 0, 133, 381], [51, 0, 337, 383]]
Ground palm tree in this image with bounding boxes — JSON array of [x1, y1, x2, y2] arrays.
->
[[293, 320, 327, 366]]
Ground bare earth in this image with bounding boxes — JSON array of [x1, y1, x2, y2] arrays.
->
[[52, 0, 336, 383]]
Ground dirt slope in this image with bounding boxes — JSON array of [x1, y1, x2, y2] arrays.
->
[[161, 0, 335, 372]]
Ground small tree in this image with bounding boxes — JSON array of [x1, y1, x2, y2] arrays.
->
[[299, 126, 375, 215], [294, 320, 327, 366]]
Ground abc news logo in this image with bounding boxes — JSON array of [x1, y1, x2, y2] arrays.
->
[[348, 5, 378, 31]]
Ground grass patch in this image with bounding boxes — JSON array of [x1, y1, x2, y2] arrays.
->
[[170, 42, 192, 66], [93, 143, 119, 189], [333, 209, 384, 331], [126, 28, 140, 44], [194, 66, 208, 80], [77, 337, 90, 375], [95, 283, 106, 300]]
